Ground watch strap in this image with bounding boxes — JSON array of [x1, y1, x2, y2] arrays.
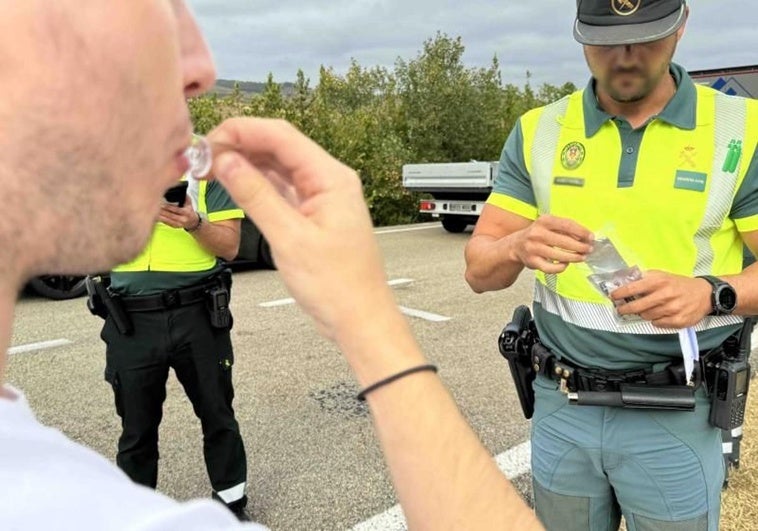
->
[[697, 275, 736, 316]]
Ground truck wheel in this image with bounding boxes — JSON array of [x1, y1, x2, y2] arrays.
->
[[28, 275, 88, 300], [441, 216, 468, 233]]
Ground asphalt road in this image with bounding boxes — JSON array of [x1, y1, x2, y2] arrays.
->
[[7, 221, 535, 530]]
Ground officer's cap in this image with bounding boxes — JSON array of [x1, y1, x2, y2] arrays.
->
[[574, 0, 687, 46]]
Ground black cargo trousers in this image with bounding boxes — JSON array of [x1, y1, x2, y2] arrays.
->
[[100, 298, 247, 507]]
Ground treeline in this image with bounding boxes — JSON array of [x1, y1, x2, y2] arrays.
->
[[189, 34, 577, 226]]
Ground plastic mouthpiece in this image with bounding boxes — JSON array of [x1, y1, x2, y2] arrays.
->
[[185, 135, 213, 179]]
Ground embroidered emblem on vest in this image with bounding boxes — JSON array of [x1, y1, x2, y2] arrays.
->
[[722, 140, 743, 173], [612, 0, 641, 17], [679, 146, 697, 168], [561, 142, 586, 170]]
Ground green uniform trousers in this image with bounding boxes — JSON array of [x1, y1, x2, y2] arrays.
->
[[531, 375, 723, 531]]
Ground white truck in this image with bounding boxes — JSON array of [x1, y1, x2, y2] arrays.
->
[[403, 64, 758, 233]]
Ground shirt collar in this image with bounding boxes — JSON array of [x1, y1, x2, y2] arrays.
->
[[583, 62, 697, 137]]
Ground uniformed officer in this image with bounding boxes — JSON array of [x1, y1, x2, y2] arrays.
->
[[465, 1, 758, 530], [99, 174, 250, 520]]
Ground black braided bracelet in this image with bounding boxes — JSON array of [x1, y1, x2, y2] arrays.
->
[[357, 364, 438, 401]]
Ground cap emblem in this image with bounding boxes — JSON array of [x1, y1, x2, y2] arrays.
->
[[611, 0, 641, 16]]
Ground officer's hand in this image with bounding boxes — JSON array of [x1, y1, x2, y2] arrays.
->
[[511, 214, 593, 274], [207, 118, 393, 343], [611, 270, 712, 328], [158, 198, 199, 230]]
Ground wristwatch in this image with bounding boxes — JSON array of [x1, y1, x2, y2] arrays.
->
[[184, 211, 203, 233], [697, 275, 737, 316]]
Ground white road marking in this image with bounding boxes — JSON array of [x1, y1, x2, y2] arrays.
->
[[259, 298, 296, 308], [352, 441, 532, 530], [387, 278, 414, 287], [494, 440, 532, 477], [259, 279, 415, 307], [398, 306, 450, 322], [8, 339, 72, 355], [374, 224, 440, 235]]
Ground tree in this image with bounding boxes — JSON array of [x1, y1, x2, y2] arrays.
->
[[185, 34, 578, 226], [394, 33, 505, 163]]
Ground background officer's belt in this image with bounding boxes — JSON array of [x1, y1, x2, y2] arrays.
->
[[539, 350, 705, 392], [120, 281, 214, 312]]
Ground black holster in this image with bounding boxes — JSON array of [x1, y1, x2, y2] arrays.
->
[[498, 305, 538, 419], [85, 275, 133, 335]]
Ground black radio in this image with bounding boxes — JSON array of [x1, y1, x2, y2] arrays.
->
[[708, 318, 752, 430]]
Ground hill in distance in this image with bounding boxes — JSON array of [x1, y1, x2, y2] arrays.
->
[[211, 79, 296, 97]]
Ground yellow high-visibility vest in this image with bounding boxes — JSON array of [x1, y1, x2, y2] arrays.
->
[[516, 85, 758, 335], [114, 179, 236, 273]]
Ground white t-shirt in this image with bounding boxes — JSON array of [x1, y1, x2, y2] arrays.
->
[[0, 386, 268, 531]]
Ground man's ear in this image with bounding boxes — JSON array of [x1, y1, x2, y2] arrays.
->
[[675, 6, 689, 42]]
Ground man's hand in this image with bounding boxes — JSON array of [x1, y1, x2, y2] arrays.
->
[[611, 270, 712, 328], [207, 118, 391, 343], [204, 118, 545, 530], [510, 214, 593, 274], [158, 198, 199, 230]]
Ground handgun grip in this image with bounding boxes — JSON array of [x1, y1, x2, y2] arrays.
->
[[504, 305, 532, 335]]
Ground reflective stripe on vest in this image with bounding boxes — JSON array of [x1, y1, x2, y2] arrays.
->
[[693, 93, 748, 275], [531, 96, 571, 295], [524, 87, 751, 334], [113, 179, 217, 273]]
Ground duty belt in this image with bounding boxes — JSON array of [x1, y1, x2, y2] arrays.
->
[[119, 276, 222, 312], [532, 343, 708, 393]]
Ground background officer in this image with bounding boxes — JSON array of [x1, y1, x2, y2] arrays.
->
[[465, 1, 758, 529], [99, 175, 250, 520]]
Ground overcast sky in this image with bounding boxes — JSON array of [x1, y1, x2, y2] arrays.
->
[[188, 1, 757, 89]]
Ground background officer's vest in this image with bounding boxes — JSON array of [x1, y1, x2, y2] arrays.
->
[[114, 179, 216, 274], [520, 85, 758, 334]]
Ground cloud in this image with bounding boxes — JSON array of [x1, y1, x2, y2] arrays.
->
[[188, 0, 758, 88]]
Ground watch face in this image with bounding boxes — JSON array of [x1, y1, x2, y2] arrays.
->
[[716, 284, 737, 312]]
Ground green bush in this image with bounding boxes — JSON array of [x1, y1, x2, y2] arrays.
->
[[188, 34, 576, 227]]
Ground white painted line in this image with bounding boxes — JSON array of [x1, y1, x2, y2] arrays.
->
[[259, 298, 295, 308], [494, 440, 532, 478], [374, 225, 440, 235], [752, 328, 758, 355], [352, 505, 407, 531], [352, 441, 532, 530], [398, 306, 450, 322], [259, 280, 415, 307], [8, 339, 72, 355]]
